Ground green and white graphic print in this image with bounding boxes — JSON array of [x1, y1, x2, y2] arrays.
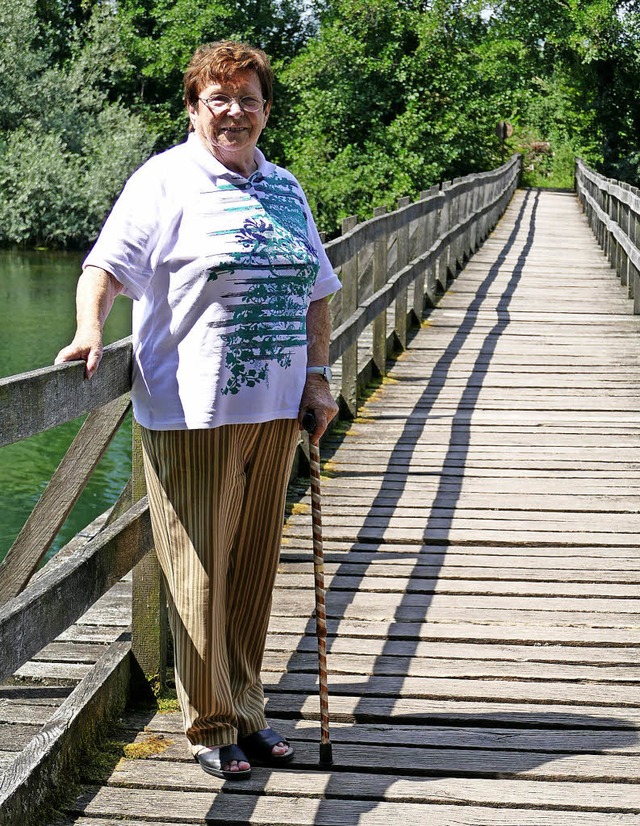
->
[[207, 172, 319, 396]]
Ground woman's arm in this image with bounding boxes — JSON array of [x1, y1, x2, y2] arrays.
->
[[55, 266, 124, 379], [298, 297, 339, 445]]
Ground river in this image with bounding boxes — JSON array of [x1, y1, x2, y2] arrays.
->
[[0, 249, 132, 564]]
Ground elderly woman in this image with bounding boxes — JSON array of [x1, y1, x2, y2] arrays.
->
[[56, 40, 340, 780]]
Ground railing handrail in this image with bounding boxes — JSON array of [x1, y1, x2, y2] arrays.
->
[[575, 159, 640, 308], [0, 338, 132, 449], [330, 156, 521, 365], [0, 154, 522, 684]]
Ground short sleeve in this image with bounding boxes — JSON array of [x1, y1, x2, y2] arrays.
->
[[298, 190, 341, 302], [83, 160, 167, 300]]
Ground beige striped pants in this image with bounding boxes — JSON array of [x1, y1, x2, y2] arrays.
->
[[140, 419, 299, 748]]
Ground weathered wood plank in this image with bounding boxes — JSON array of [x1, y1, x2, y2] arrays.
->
[[112, 733, 640, 782], [0, 724, 39, 751], [128, 713, 640, 755], [258, 671, 640, 707], [103, 760, 640, 812], [283, 523, 640, 547], [281, 541, 640, 562], [0, 338, 132, 448], [62, 786, 640, 824], [11, 661, 92, 683], [278, 560, 640, 584], [276, 572, 640, 598], [266, 590, 640, 628], [264, 691, 640, 728], [267, 615, 639, 646], [259, 650, 640, 683], [263, 636, 640, 665], [31, 641, 110, 663]]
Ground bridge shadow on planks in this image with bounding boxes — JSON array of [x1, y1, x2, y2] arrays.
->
[[199, 723, 638, 823]]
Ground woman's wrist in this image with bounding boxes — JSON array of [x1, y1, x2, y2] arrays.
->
[[306, 365, 333, 382]]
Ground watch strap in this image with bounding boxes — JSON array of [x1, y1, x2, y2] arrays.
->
[[306, 365, 333, 381]]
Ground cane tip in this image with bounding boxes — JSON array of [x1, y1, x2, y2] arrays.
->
[[319, 742, 333, 766]]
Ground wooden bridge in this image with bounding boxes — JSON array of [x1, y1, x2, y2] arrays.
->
[[1, 158, 640, 824]]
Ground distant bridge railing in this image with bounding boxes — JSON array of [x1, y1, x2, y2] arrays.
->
[[0, 153, 521, 692], [576, 159, 640, 311]]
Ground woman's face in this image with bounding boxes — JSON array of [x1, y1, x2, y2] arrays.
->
[[189, 69, 270, 175]]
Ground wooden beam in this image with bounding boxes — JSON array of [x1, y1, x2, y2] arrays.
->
[[0, 338, 132, 448], [0, 639, 130, 826], [0, 396, 131, 605], [0, 498, 151, 683]]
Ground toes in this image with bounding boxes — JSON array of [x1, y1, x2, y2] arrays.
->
[[223, 759, 251, 772]]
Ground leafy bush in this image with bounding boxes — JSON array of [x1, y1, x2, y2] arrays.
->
[[0, 106, 154, 248], [0, 1, 156, 248]]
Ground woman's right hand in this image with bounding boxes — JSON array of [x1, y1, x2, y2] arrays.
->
[[54, 267, 123, 380], [55, 328, 104, 380]]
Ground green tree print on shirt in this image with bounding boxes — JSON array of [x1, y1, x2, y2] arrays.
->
[[208, 172, 320, 396]]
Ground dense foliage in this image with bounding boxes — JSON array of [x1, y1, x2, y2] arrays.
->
[[0, 0, 637, 246]]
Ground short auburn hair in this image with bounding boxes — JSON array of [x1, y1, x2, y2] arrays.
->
[[183, 41, 273, 110]]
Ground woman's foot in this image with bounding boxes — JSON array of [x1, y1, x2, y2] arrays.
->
[[193, 744, 251, 779], [238, 727, 295, 765]]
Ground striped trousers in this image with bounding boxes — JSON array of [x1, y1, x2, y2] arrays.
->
[[140, 419, 299, 748]]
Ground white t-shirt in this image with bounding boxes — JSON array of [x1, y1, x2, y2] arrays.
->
[[85, 134, 341, 430]]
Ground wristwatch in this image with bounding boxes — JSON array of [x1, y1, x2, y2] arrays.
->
[[306, 365, 333, 382]]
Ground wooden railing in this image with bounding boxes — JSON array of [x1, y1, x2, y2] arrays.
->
[[0, 154, 521, 692], [576, 159, 640, 311]]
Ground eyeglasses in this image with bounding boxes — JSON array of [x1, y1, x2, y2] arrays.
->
[[198, 94, 266, 114]]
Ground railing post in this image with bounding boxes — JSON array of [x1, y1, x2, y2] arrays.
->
[[621, 184, 631, 293], [460, 184, 472, 263], [372, 206, 388, 376], [394, 196, 411, 350], [603, 186, 611, 258], [630, 197, 640, 308], [451, 182, 464, 270], [422, 188, 440, 308], [131, 419, 168, 695], [340, 215, 359, 418], [412, 196, 428, 321], [468, 180, 478, 254], [633, 226, 640, 313], [437, 186, 451, 291], [609, 188, 619, 275]]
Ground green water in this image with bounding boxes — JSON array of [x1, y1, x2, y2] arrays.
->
[[0, 249, 132, 564]]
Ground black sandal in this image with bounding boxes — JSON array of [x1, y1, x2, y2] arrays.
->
[[239, 727, 295, 765], [194, 744, 252, 780]]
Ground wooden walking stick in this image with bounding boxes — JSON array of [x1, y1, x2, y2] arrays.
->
[[302, 411, 333, 766]]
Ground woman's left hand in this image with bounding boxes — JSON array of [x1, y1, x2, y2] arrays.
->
[[298, 374, 338, 445]]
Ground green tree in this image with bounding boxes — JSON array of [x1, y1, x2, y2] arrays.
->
[[478, 0, 640, 186], [0, 0, 155, 248], [278, 0, 506, 233], [115, 0, 316, 147]]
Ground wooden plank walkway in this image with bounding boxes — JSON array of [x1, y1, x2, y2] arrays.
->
[[4, 187, 640, 824]]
